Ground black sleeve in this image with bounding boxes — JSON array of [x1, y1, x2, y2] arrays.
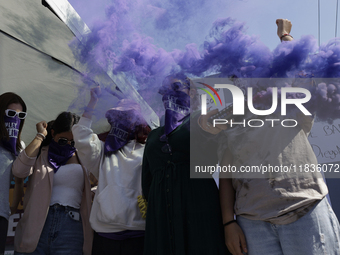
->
[[142, 140, 152, 201]]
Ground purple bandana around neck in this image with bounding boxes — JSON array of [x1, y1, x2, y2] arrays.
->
[[162, 90, 191, 135], [104, 123, 135, 154], [48, 139, 76, 173], [1, 115, 21, 155]]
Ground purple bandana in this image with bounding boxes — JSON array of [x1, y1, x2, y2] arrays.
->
[[48, 140, 76, 173], [104, 99, 144, 154], [104, 122, 135, 154], [162, 90, 190, 135], [1, 115, 21, 155]]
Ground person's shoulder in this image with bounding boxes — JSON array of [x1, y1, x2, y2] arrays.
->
[[149, 126, 163, 136], [145, 126, 163, 143]]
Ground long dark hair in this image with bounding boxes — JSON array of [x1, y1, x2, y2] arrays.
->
[[41, 112, 80, 147], [134, 123, 151, 144], [0, 92, 27, 152]]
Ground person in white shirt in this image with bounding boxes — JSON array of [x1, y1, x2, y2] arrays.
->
[[72, 87, 150, 255], [13, 112, 93, 255]]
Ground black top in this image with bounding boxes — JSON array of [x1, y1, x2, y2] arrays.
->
[[142, 116, 230, 255]]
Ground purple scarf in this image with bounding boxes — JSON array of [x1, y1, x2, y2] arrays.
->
[[162, 90, 190, 135], [48, 140, 76, 173], [1, 115, 21, 155], [104, 100, 144, 154], [104, 123, 135, 154]]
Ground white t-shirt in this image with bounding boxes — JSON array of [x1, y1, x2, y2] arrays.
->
[[224, 111, 328, 224], [50, 163, 84, 209]]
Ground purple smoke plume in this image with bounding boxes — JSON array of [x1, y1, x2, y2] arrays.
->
[[68, 0, 340, 122]]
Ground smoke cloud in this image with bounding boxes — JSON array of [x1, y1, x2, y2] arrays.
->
[[68, 0, 340, 121]]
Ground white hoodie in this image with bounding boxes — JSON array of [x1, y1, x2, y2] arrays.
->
[[72, 117, 145, 233]]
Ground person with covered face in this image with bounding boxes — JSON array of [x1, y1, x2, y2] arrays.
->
[[142, 76, 231, 254], [0, 92, 26, 255], [12, 112, 93, 255], [72, 87, 150, 255]]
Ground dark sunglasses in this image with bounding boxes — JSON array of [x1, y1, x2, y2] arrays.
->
[[58, 138, 75, 147], [5, 109, 27, 119], [159, 134, 172, 154]]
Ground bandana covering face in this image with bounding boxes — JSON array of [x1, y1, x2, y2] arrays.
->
[[162, 90, 190, 135], [48, 139, 76, 173], [104, 121, 135, 154], [104, 99, 144, 154], [2, 115, 21, 155]]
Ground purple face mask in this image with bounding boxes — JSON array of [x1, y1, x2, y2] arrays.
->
[[162, 90, 190, 135], [2, 115, 21, 155], [104, 122, 135, 154], [104, 100, 144, 154], [48, 139, 76, 173]]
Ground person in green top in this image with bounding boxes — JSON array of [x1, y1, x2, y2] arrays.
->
[[142, 75, 231, 255]]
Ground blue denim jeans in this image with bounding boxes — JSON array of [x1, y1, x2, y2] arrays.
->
[[237, 198, 340, 255], [15, 204, 83, 255]]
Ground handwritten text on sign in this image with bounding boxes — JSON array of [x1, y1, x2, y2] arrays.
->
[[309, 120, 340, 164]]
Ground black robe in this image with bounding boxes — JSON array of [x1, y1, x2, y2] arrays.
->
[[142, 116, 230, 255]]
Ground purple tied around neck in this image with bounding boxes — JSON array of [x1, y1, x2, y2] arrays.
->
[[162, 90, 191, 135], [1, 115, 21, 155], [104, 99, 144, 154], [48, 140, 76, 173]]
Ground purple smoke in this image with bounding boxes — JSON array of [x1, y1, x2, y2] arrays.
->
[[68, 0, 340, 121]]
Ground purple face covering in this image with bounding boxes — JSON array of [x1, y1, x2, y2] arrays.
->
[[104, 122, 135, 154], [162, 90, 191, 135], [104, 99, 144, 154], [1, 115, 21, 155], [48, 139, 76, 173]]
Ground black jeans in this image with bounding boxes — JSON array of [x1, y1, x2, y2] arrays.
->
[[92, 231, 144, 255], [0, 216, 8, 255]]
